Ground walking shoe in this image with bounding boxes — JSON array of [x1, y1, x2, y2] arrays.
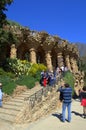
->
[[82, 114, 86, 118], [61, 119, 65, 122], [84, 115, 86, 119]]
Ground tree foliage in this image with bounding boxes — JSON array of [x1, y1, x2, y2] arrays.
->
[[0, 0, 13, 28]]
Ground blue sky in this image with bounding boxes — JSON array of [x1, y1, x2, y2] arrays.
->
[[6, 0, 86, 43]]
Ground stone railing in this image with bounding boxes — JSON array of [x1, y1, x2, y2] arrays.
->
[[24, 73, 62, 110], [24, 85, 55, 109]]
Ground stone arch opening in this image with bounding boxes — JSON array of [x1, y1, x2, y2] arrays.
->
[[36, 46, 45, 64], [51, 49, 57, 69], [0, 44, 10, 67], [17, 43, 30, 60]]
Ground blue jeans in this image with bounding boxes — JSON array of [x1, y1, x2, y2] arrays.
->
[[62, 102, 71, 122], [0, 100, 2, 107]]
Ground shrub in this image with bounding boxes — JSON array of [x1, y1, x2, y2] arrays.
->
[[0, 76, 16, 95], [16, 75, 38, 89], [8, 58, 32, 76], [7, 58, 47, 77], [29, 63, 47, 76], [0, 60, 47, 94]]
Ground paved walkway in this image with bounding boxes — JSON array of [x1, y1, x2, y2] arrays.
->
[[0, 99, 86, 130]]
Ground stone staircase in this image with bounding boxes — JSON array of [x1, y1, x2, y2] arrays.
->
[[0, 86, 42, 123]]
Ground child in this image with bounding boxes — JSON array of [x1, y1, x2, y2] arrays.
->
[[0, 83, 3, 107], [80, 86, 86, 118]]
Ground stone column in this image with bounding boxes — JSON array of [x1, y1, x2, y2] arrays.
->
[[45, 51, 52, 71], [65, 54, 71, 71], [10, 44, 17, 59], [70, 57, 74, 72], [70, 57, 78, 73], [30, 48, 36, 63], [73, 58, 78, 72], [57, 52, 64, 68]]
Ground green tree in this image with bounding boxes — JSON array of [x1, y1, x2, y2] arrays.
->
[[0, 0, 13, 28]]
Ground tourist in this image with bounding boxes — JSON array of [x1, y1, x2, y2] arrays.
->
[[79, 86, 86, 118], [0, 83, 3, 107], [58, 83, 72, 122]]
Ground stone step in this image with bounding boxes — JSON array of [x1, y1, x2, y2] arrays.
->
[[11, 98, 24, 103], [0, 108, 18, 116], [16, 95, 30, 98], [0, 113, 15, 123], [3, 104, 21, 111], [0, 86, 43, 123], [23, 88, 42, 96], [4, 101, 23, 106], [14, 96, 25, 100]]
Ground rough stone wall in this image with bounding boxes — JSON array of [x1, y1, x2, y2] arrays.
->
[[74, 71, 84, 95]]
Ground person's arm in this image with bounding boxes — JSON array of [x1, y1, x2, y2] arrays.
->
[[57, 86, 63, 92]]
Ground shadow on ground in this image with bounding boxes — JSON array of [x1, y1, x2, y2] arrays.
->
[[72, 111, 82, 117], [52, 113, 62, 121]]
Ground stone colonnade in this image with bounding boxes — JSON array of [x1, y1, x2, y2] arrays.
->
[[8, 27, 79, 73], [10, 42, 79, 73]]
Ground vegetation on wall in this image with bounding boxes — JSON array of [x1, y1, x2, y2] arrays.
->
[[7, 20, 22, 27]]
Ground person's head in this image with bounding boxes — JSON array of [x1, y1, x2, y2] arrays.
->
[[82, 86, 86, 91], [64, 83, 70, 88], [0, 83, 2, 89]]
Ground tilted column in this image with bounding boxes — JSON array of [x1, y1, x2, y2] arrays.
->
[[70, 57, 78, 73], [65, 54, 71, 71], [73, 58, 78, 72], [45, 51, 52, 71], [70, 57, 74, 72], [57, 52, 64, 68], [29, 48, 36, 63], [10, 44, 17, 59]]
